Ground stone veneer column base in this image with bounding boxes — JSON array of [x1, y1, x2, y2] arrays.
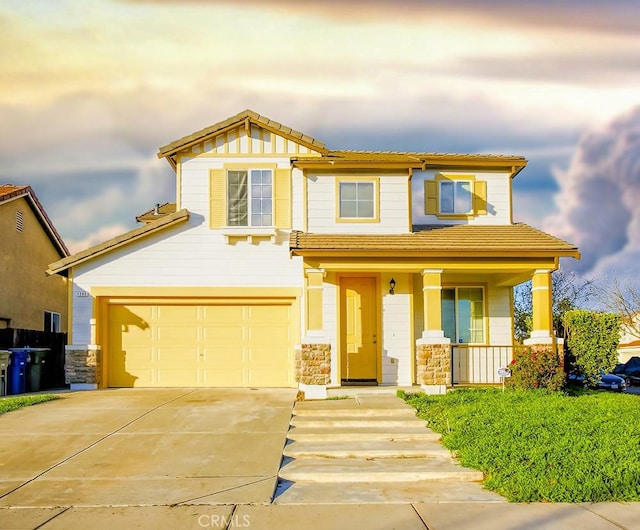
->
[[295, 343, 331, 400], [65, 344, 102, 390], [416, 340, 451, 395]]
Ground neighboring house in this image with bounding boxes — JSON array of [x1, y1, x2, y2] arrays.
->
[[48, 110, 579, 396], [618, 313, 640, 363], [0, 185, 69, 332]]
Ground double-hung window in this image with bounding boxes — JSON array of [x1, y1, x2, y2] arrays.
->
[[439, 180, 472, 215], [338, 181, 375, 219], [442, 287, 485, 344], [227, 169, 273, 227]]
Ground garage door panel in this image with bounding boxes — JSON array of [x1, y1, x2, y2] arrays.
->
[[201, 347, 244, 369], [156, 324, 199, 343], [202, 368, 244, 387], [108, 300, 294, 388], [157, 369, 199, 386]]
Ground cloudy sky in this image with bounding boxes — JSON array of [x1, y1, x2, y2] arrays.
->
[[1, 0, 640, 284]]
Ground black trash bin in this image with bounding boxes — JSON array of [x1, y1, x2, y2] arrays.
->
[[0, 350, 10, 396], [27, 348, 50, 392], [7, 349, 29, 395]]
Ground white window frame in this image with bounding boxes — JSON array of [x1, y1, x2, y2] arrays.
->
[[44, 311, 60, 333], [226, 168, 273, 227], [337, 179, 378, 221], [439, 180, 473, 215], [442, 287, 485, 345]]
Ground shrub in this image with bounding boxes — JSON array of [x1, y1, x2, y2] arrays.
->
[[506, 345, 564, 391], [562, 309, 621, 386]]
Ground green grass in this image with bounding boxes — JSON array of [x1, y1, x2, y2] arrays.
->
[[400, 388, 640, 502], [0, 394, 60, 415]]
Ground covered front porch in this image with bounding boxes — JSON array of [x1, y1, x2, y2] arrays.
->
[[289, 226, 579, 398]]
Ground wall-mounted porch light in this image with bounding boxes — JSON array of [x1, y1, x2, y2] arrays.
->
[[389, 278, 396, 295]]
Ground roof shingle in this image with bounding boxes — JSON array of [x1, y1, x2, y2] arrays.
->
[[289, 223, 579, 258]]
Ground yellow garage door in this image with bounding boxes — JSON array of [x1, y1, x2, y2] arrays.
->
[[107, 301, 294, 387]]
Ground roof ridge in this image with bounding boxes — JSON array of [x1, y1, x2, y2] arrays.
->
[[157, 109, 327, 158]]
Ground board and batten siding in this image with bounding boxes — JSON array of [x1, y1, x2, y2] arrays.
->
[[188, 124, 322, 158], [412, 170, 512, 226], [487, 285, 514, 346], [381, 273, 413, 385], [306, 174, 410, 234]]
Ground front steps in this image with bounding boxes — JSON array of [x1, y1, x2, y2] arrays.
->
[[275, 394, 504, 504]]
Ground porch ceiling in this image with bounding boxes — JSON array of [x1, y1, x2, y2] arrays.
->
[[301, 256, 556, 287]]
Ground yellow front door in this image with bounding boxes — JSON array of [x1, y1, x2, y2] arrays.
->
[[341, 277, 378, 381]]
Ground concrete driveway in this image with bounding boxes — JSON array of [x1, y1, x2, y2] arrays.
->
[[0, 388, 296, 508]]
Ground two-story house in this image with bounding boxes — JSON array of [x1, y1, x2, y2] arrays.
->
[[1, 185, 69, 333], [48, 110, 579, 396]]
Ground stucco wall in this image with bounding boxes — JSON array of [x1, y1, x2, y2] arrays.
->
[[0, 197, 67, 331]]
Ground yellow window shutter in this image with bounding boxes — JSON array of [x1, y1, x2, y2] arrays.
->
[[210, 169, 226, 228], [474, 180, 487, 215], [425, 180, 438, 215], [274, 167, 291, 229]]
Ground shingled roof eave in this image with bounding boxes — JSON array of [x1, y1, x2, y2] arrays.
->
[[47, 209, 190, 276], [157, 109, 328, 160], [0, 185, 69, 257]]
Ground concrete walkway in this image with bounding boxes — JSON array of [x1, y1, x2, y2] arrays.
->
[[275, 393, 504, 504], [0, 388, 296, 509], [1, 501, 639, 529], [1, 388, 639, 529]]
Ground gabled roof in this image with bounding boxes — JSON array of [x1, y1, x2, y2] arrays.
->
[[300, 150, 527, 169], [136, 202, 177, 223], [0, 184, 69, 257], [47, 209, 190, 276], [157, 109, 527, 175], [157, 109, 328, 161], [290, 223, 580, 258]]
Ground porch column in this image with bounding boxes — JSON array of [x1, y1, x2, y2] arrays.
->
[[524, 269, 554, 345], [421, 269, 447, 342], [416, 269, 451, 394], [297, 268, 330, 399], [305, 268, 325, 335]]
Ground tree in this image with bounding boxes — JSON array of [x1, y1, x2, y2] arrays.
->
[[513, 270, 595, 343], [562, 309, 621, 386], [596, 275, 640, 342]]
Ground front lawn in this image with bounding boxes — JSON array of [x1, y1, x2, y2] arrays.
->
[[0, 394, 59, 415], [401, 388, 640, 502]]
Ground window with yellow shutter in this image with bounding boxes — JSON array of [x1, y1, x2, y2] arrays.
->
[[424, 174, 487, 218], [211, 164, 290, 232], [227, 169, 273, 227]]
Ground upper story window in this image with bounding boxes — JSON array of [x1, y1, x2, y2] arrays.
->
[[425, 174, 487, 219], [337, 179, 378, 222], [227, 169, 273, 227], [439, 180, 472, 214]]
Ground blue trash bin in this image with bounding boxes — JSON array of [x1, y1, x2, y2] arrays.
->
[[8, 348, 30, 395]]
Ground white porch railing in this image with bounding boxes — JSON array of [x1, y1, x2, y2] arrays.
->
[[452, 345, 513, 384]]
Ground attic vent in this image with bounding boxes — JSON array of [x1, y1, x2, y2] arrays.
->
[[16, 210, 24, 232]]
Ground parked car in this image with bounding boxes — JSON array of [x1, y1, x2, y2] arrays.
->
[[567, 370, 627, 392], [613, 357, 640, 386], [595, 373, 627, 392]]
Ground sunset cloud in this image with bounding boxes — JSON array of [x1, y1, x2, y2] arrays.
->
[[1, 0, 639, 285], [546, 106, 640, 275]]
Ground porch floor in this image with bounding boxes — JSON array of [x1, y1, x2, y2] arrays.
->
[[326, 385, 421, 397]]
